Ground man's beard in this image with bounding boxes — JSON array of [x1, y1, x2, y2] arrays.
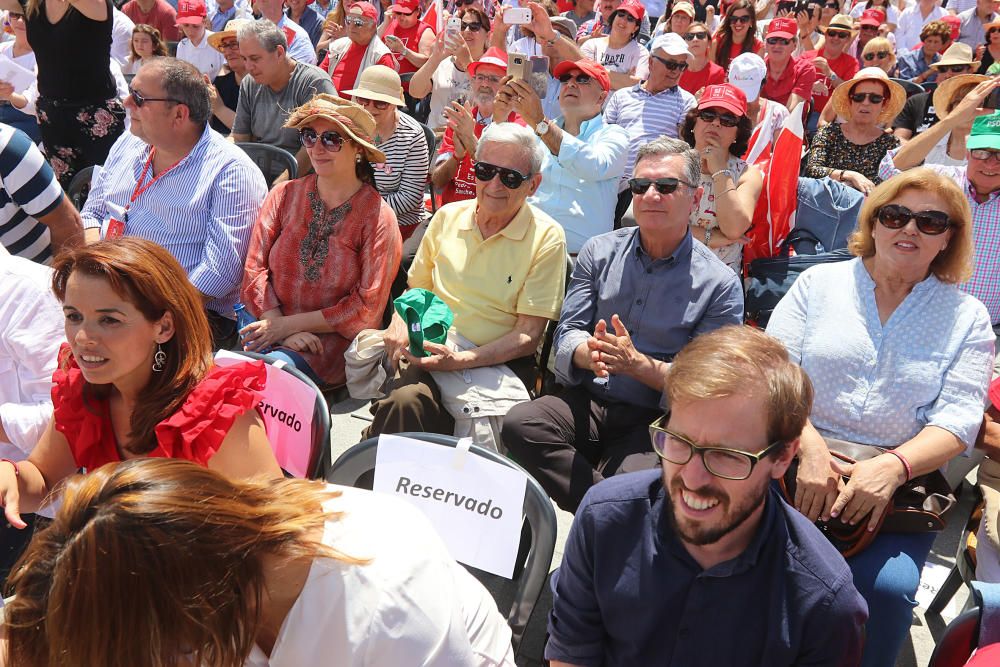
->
[[664, 473, 769, 546]]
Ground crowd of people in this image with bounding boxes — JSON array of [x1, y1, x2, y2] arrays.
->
[[0, 0, 998, 664]]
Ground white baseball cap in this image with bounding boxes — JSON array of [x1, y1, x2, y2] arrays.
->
[[728, 52, 767, 103], [650, 32, 692, 60]]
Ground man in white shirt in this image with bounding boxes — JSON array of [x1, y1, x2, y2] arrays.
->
[[176, 0, 226, 78], [111, 7, 136, 67], [896, 0, 948, 52]]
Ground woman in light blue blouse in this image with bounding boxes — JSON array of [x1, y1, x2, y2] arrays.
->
[[766, 167, 995, 667]]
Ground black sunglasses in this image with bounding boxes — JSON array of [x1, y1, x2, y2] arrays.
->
[[849, 92, 885, 104], [128, 87, 181, 107], [863, 50, 890, 60], [684, 31, 709, 40], [698, 108, 740, 127], [729, 13, 751, 24], [766, 36, 792, 45], [937, 64, 971, 73], [628, 177, 695, 195], [474, 161, 531, 188], [356, 97, 391, 110], [345, 16, 372, 26], [299, 127, 345, 151], [613, 10, 640, 23], [651, 54, 689, 71], [876, 204, 952, 235], [824, 1, 839, 7], [825, 29, 851, 39], [859, 24, 878, 31], [649, 416, 784, 481], [558, 72, 594, 85], [461, 21, 483, 31]]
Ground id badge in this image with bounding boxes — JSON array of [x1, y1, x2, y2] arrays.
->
[[107, 217, 125, 239]]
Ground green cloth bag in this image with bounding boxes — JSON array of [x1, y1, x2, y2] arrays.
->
[[393, 289, 454, 358]]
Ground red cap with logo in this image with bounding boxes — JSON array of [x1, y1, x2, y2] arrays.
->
[[349, 2, 380, 20], [176, 0, 207, 25], [941, 14, 961, 41], [552, 58, 611, 92], [698, 83, 748, 116], [467, 47, 509, 78], [389, 0, 419, 14], [616, 0, 646, 21], [767, 17, 797, 39], [859, 8, 886, 27]]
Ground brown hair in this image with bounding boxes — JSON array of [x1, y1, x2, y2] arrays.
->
[[714, 0, 758, 72], [848, 168, 974, 283], [4, 459, 365, 667], [50, 238, 214, 454], [459, 6, 491, 32], [921, 19, 952, 44], [665, 325, 814, 450], [681, 106, 753, 157], [129, 23, 169, 63]]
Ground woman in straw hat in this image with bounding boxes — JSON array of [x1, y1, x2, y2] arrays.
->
[[805, 67, 903, 194], [240, 95, 402, 386], [344, 65, 429, 240], [206, 18, 253, 133], [925, 73, 990, 166], [977, 20, 1000, 72]]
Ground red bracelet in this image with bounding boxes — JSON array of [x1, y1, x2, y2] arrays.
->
[[0, 459, 19, 477], [886, 449, 911, 482]]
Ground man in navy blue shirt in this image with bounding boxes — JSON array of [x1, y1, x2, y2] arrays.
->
[[545, 325, 868, 667], [502, 136, 743, 513]]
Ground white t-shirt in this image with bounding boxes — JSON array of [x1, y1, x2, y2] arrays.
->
[[894, 5, 947, 53], [242, 485, 516, 667], [849, 2, 901, 25], [429, 56, 472, 130], [580, 38, 649, 79], [111, 8, 135, 67], [176, 31, 226, 79], [925, 132, 967, 167]]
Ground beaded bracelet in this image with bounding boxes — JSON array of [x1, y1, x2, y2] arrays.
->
[[885, 449, 912, 482]]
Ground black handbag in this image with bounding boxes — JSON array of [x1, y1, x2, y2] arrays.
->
[[780, 438, 957, 558], [744, 229, 854, 327]]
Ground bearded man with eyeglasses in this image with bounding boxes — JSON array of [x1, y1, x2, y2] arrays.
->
[[502, 137, 742, 514], [542, 325, 867, 667]]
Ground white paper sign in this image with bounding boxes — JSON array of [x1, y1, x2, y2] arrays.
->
[[373, 433, 528, 578], [0, 55, 35, 93], [214, 350, 317, 478]]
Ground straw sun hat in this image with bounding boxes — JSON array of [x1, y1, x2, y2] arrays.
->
[[342, 65, 406, 107], [934, 73, 990, 120], [283, 94, 387, 163], [830, 67, 907, 125], [207, 18, 253, 52]]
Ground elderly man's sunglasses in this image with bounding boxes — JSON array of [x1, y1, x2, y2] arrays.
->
[[557, 72, 595, 85], [698, 108, 740, 126], [849, 92, 885, 104], [345, 16, 372, 27], [128, 87, 181, 107], [628, 177, 695, 195], [729, 13, 751, 24], [876, 204, 952, 235], [474, 161, 531, 188], [766, 36, 792, 45], [937, 64, 971, 73], [299, 127, 345, 151], [649, 416, 784, 481], [825, 29, 851, 39], [863, 50, 890, 61], [651, 54, 689, 70]]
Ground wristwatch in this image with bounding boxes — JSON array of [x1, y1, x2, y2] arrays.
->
[[534, 119, 551, 136]]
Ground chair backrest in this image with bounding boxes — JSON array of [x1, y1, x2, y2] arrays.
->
[[928, 607, 981, 667], [418, 121, 436, 168], [218, 350, 331, 480], [67, 165, 97, 211], [890, 77, 925, 99], [236, 142, 299, 188], [327, 432, 557, 653]]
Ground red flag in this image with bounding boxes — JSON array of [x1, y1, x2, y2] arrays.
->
[[421, 0, 443, 33]]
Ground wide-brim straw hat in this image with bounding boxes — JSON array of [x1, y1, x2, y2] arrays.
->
[[207, 18, 253, 52], [284, 94, 387, 163], [931, 42, 980, 70], [820, 13, 856, 36], [342, 65, 405, 107], [830, 67, 907, 124], [934, 73, 990, 120]]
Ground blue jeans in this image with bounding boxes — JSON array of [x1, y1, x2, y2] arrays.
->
[[265, 348, 322, 385], [846, 530, 937, 667]]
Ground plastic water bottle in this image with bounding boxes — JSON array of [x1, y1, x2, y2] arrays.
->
[[234, 304, 271, 353]]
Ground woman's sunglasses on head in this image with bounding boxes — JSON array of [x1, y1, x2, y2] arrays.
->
[[299, 127, 345, 151], [876, 204, 952, 235]]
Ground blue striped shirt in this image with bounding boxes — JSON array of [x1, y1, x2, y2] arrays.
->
[[81, 125, 268, 316], [603, 83, 696, 186], [0, 124, 64, 263]]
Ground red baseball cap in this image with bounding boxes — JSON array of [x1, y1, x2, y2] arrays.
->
[[942, 14, 961, 41], [767, 17, 796, 39], [699, 83, 747, 116], [348, 2, 380, 20], [467, 47, 508, 78], [553, 58, 611, 92], [176, 0, 207, 25], [389, 0, 419, 13], [859, 8, 886, 27], [616, 0, 646, 22]]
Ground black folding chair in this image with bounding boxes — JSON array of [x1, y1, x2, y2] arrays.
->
[[236, 142, 299, 188], [418, 121, 438, 213], [66, 165, 97, 211]]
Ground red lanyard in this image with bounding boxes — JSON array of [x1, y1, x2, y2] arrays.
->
[[124, 148, 183, 223]]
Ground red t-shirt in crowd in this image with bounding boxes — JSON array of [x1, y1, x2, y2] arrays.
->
[[437, 108, 524, 205], [680, 60, 726, 95], [802, 48, 859, 112], [322, 42, 397, 93], [122, 0, 180, 41], [761, 55, 817, 108], [386, 20, 434, 91], [713, 34, 763, 68]]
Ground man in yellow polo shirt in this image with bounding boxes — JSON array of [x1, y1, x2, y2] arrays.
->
[[365, 122, 568, 437]]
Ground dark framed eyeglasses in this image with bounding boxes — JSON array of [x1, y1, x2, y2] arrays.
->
[[613, 10, 640, 23], [684, 31, 709, 40], [474, 161, 531, 188], [474, 72, 501, 84], [355, 97, 391, 110], [649, 416, 785, 481], [628, 177, 695, 195], [766, 36, 792, 45], [971, 148, 1000, 163], [863, 50, 890, 61], [345, 16, 372, 27], [557, 72, 594, 85], [729, 13, 751, 24], [461, 21, 483, 31], [876, 203, 952, 235], [825, 29, 851, 39], [299, 127, 346, 151], [859, 24, 878, 32], [849, 92, 885, 104], [937, 64, 971, 73], [651, 54, 689, 71], [218, 39, 240, 50], [698, 108, 740, 127], [128, 87, 181, 107], [394, 9, 415, 15]]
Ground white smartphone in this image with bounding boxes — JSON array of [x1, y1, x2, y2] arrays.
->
[[503, 7, 532, 24], [446, 16, 461, 40]]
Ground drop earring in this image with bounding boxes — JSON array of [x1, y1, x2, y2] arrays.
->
[[355, 152, 362, 163], [152, 344, 166, 372]]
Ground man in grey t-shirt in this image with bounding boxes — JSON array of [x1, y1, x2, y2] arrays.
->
[[231, 20, 335, 177]]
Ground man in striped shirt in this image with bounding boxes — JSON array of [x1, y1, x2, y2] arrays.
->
[[0, 124, 84, 263], [604, 32, 696, 224], [81, 58, 267, 349]]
